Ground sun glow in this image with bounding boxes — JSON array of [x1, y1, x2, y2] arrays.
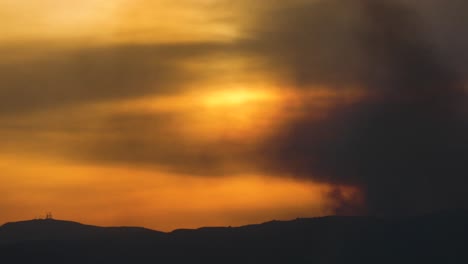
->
[[89, 87, 284, 141], [201, 88, 279, 107]]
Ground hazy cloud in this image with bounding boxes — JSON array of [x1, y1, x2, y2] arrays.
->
[[0, 42, 228, 116], [1, 0, 467, 216]]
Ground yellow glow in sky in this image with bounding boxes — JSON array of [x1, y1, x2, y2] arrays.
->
[[201, 88, 278, 106]]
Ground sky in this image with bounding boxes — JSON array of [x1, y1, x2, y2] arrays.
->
[[0, 0, 467, 231]]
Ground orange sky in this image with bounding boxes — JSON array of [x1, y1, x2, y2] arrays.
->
[[0, 154, 355, 231], [0, 84, 362, 231], [0, 0, 366, 231]]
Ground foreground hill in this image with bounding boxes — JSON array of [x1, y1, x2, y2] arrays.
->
[[0, 219, 165, 244], [1, 212, 467, 264]]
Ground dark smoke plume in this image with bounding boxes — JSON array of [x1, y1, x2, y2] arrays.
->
[[259, 0, 468, 215]]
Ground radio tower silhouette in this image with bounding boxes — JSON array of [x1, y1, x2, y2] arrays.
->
[[45, 212, 53, 220]]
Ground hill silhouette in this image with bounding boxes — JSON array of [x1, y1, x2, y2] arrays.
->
[[0, 219, 164, 245], [1, 212, 467, 264]]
